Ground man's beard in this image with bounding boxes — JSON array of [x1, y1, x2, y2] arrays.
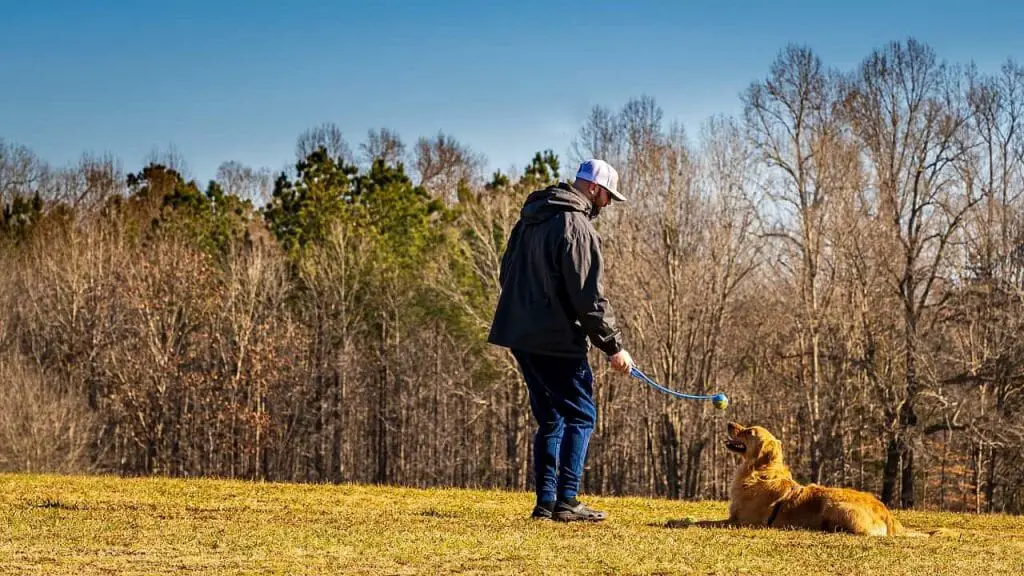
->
[[589, 202, 602, 220]]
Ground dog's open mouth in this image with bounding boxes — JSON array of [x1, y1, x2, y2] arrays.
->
[[725, 438, 746, 453]]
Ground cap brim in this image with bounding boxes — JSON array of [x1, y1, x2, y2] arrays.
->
[[608, 189, 626, 202]]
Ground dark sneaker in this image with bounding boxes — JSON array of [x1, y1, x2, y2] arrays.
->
[[531, 501, 554, 519], [553, 500, 607, 522]]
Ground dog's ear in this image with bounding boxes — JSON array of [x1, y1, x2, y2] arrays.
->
[[755, 438, 781, 468]]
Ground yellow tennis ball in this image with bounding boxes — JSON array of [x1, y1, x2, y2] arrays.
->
[[712, 393, 729, 410]]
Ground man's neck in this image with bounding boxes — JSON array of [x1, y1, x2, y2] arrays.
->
[[570, 181, 596, 204]]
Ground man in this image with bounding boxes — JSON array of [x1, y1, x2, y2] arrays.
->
[[488, 158, 634, 522]]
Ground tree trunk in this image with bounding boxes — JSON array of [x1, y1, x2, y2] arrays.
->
[[881, 435, 900, 507], [985, 446, 997, 513], [683, 437, 705, 499], [899, 322, 919, 509], [661, 411, 681, 499], [375, 320, 389, 484], [900, 443, 915, 509]]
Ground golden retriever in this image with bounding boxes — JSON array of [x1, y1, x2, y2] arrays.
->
[[668, 422, 947, 536]]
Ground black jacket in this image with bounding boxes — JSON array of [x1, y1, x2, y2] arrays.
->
[[487, 182, 624, 357]]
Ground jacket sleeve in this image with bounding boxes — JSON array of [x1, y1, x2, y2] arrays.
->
[[560, 220, 624, 356]]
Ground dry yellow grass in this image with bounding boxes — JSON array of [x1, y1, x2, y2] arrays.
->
[[2, 472, 1023, 575]]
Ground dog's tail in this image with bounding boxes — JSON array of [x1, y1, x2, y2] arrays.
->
[[901, 527, 960, 538], [887, 513, 958, 538]]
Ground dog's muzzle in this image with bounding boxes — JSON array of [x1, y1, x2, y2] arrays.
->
[[725, 438, 746, 453]]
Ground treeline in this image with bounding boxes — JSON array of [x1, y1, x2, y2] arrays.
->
[[1, 37, 1023, 514]]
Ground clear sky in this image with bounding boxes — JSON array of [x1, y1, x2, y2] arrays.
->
[[2, 0, 1022, 184]]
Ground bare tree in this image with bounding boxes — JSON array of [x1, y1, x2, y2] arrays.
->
[[214, 239, 294, 479], [216, 161, 274, 205], [0, 353, 99, 474], [144, 144, 191, 180], [743, 44, 858, 483], [570, 105, 625, 170], [963, 60, 1024, 283], [43, 153, 124, 214], [297, 219, 374, 482], [938, 58, 1024, 512], [663, 115, 760, 498], [843, 38, 978, 508], [296, 122, 354, 164], [360, 128, 407, 168], [568, 97, 761, 499], [414, 131, 485, 203], [0, 138, 46, 205]]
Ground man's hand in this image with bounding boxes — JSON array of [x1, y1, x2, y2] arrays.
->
[[609, 349, 634, 375]]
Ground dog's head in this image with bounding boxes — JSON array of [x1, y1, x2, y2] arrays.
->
[[725, 422, 783, 469]]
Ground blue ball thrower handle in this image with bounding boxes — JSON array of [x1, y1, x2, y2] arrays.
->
[[630, 366, 724, 403]]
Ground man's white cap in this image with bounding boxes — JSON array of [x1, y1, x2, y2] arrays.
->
[[575, 159, 626, 202]]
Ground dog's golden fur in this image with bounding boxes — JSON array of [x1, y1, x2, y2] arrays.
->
[[670, 422, 947, 536]]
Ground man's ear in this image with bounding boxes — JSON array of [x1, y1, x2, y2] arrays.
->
[[755, 438, 781, 468]]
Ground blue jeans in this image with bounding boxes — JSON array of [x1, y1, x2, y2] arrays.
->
[[511, 349, 596, 504]]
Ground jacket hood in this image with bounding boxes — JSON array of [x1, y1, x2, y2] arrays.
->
[[520, 182, 593, 224]]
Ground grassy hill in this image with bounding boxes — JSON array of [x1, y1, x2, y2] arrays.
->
[[2, 473, 1023, 575]]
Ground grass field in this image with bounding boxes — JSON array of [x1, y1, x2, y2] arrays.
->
[[2, 473, 1024, 575]]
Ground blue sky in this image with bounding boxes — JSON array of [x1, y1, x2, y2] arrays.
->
[[2, 0, 1022, 184]]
